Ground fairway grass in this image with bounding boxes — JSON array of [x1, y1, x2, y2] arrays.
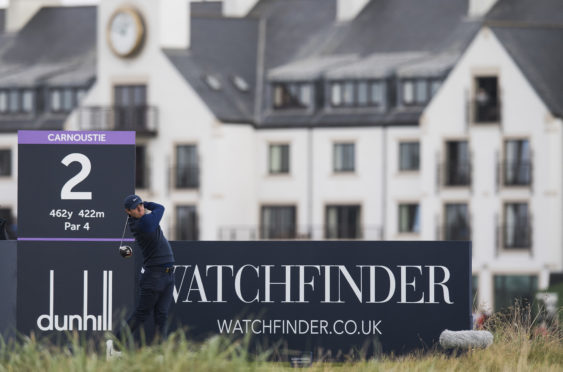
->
[[1, 308, 561, 372]]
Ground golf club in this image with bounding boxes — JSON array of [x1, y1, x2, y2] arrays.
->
[[119, 215, 132, 258]]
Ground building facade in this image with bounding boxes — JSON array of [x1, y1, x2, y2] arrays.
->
[[1, 0, 562, 311]]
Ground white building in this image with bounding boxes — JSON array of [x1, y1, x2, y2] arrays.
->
[[0, 0, 562, 311]]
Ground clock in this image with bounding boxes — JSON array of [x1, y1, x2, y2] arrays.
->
[[107, 7, 145, 58]]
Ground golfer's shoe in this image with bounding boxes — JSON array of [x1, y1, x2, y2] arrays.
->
[[106, 339, 122, 360]]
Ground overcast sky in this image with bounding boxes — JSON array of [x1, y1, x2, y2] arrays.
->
[[0, 0, 99, 8]]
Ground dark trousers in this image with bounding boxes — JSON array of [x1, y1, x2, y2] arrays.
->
[[116, 268, 175, 344]]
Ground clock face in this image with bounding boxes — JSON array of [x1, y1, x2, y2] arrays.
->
[[108, 8, 145, 58]]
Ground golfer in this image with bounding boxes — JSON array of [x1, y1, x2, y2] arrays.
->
[[107, 194, 175, 358]]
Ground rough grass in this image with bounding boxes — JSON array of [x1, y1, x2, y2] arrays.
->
[[0, 306, 561, 372]]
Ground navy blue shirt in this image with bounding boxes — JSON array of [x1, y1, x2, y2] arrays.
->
[[128, 202, 175, 267]]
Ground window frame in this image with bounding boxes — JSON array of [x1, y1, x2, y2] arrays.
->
[[260, 205, 297, 239], [325, 204, 362, 239], [272, 82, 312, 110], [398, 203, 420, 234], [268, 143, 290, 175], [0, 149, 12, 177], [175, 205, 198, 240], [398, 141, 420, 172], [333, 142, 356, 173], [174, 144, 199, 189]]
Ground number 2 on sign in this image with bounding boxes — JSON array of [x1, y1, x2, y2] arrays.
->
[[61, 153, 92, 200]]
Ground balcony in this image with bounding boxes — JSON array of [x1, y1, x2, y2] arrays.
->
[[440, 161, 471, 187], [500, 161, 532, 187], [78, 105, 158, 136], [499, 223, 532, 250], [471, 98, 501, 124], [170, 165, 199, 190], [217, 225, 383, 241], [437, 224, 471, 241]]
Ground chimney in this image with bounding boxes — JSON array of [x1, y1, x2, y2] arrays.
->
[[222, 0, 259, 17], [159, 0, 191, 49], [6, 0, 61, 32], [337, 0, 369, 22], [468, 0, 498, 18]]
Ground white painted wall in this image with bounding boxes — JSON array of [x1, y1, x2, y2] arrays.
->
[[423, 26, 562, 309], [6, 0, 61, 32], [337, 0, 369, 22]]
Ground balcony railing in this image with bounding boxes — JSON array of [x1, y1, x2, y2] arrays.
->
[[170, 165, 199, 189], [501, 161, 532, 187], [500, 223, 532, 249], [437, 224, 471, 241], [440, 161, 471, 187], [217, 225, 383, 241], [472, 99, 501, 123], [78, 105, 158, 135]]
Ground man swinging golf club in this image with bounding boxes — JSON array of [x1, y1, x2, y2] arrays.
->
[[107, 194, 175, 359]]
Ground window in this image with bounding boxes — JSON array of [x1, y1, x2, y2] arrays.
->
[[331, 83, 342, 106], [76, 89, 87, 105], [493, 275, 537, 311], [0, 150, 11, 176], [269, 144, 290, 174], [22, 90, 34, 113], [444, 141, 470, 186], [260, 206, 296, 239], [415, 80, 428, 104], [176, 205, 198, 240], [50, 89, 61, 112], [357, 81, 368, 106], [504, 140, 531, 186], [175, 145, 199, 189], [474, 76, 500, 123], [114, 84, 148, 130], [472, 275, 478, 309], [503, 203, 531, 249], [402, 80, 414, 105], [333, 143, 355, 172], [273, 82, 311, 109], [331, 80, 384, 107], [0, 208, 15, 239], [135, 145, 148, 189], [444, 203, 470, 240], [402, 78, 442, 105], [62, 88, 73, 111], [326, 205, 361, 239], [9, 90, 20, 113], [398, 203, 420, 233], [370, 81, 384, 106], [0, 91, 7, 113], [399, 142, 419, 171]]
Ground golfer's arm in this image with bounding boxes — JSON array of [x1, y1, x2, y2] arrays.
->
[[139, 202, 164, 232]]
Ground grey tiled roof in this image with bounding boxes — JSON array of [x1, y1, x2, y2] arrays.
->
[[325, 52, 426, 80], [268, 55, 357, 81], [486, 0, 563, 118], [165, 16, 259, 123], [492, 26, 563, 118], [0, 6, 96, 132], [166, 0, 481, 127]]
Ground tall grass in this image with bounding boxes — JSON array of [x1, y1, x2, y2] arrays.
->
[[0, 306, 561, 372]]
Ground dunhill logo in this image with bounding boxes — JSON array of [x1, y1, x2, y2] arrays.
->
[[36, 270, 113, 331]]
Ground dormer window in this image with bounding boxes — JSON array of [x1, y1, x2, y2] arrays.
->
[[273, 82, 311, 109], [331, 80, 384, 107], [401, 78, 442, 106]]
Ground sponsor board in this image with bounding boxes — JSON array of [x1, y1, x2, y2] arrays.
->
[[16, 241, 135, 337], [168, 241, 471, 355]]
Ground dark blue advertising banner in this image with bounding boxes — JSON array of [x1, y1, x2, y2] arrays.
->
[[168, 241, 471, 356], [17, 130, 135, 241]]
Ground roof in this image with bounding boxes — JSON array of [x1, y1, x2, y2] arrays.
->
[[325, 52, 426, 80], [492, 26, 563, 118], [485, 0, 563, 118], [0, 6, 96, 131], [268, 54, 357, 81], [165, 16, 259, 123], [486, 0, 563, 26], [165, 0, 481, 127]]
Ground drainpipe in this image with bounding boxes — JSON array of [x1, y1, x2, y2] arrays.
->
[[308, 126, 313, 239], [381, 125, 387, 240]]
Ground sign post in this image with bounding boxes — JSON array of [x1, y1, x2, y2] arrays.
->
[[16, 130, 136, 336]]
